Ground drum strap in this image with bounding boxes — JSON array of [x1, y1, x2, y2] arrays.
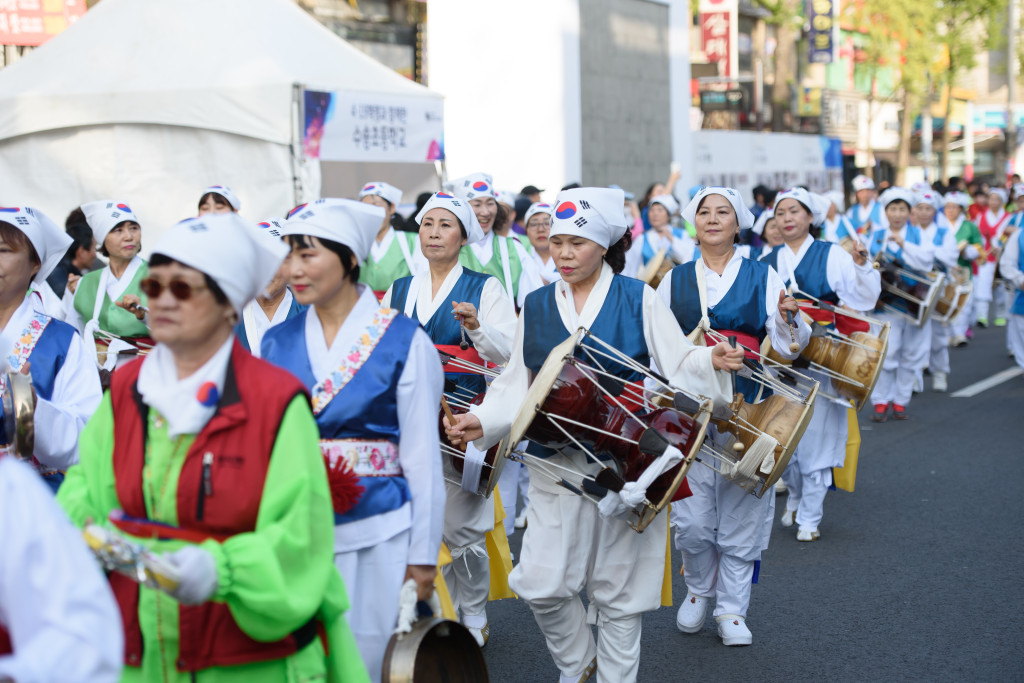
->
[[686, 261, 712, 346], [796, 301, 871, 334], [460, 442, 488, 493]]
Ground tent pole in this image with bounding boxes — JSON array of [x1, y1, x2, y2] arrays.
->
[[290, 83, 304, 206]]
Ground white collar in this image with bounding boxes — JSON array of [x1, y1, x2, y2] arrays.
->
[[469, 230, 495, 262], [0, 298, 38, 363], [369, 227, 396, 260], [404, 262, 463, 323], [554, 262, 614, 331], [700, 248, 744, 277], [305, 285, 380, 381]]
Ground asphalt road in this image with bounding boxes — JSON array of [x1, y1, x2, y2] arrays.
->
[[480, 322, 1024, 682]]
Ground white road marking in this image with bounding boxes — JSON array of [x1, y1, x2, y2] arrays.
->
[[951, 367, 1024, 398]]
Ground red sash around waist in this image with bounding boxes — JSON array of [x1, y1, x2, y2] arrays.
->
[[705, 330, 760, 360], [796, 301, 870, 335], [436, 345, 498, 373]]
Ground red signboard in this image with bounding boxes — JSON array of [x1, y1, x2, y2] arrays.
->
[[701, 10, 732, 77], [0, 0, 87, 47]]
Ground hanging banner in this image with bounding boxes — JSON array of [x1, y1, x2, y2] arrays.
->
[[700, 0, 738, 78], [808, 0, 835, 64], [303, 89, 445, 163], [0, 0, 87, 47]]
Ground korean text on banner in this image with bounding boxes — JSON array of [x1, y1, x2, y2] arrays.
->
[[304, 90, 445, 164]]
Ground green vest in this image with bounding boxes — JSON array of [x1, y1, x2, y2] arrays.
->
[[459, 235, 524, 300], [359, 230, 419, 293], [955, 219, 983, 275], [72, 261, 150, 338]]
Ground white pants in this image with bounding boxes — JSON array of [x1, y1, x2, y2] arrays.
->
[[334, 530, 409, 683], [510, 471, 666, 683], [496, 459, 521, 537], [671, 461, 773, 618], [951, 290, 973, 338], [442, 482, 493, 625], [782, 467, 832, 532], [1010, 315, 1024, 371], [518, 459, 531, 510], [930, 321, 950, 375], [871, 314, 930, 407], [973, 262, 1009, 321]]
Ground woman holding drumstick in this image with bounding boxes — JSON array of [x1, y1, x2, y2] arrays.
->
[[446, 186, 742, 683]]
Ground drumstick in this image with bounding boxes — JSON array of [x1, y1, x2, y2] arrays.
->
[[727, 335, 744, 454], [453, 303, 470, 350], [440, 397, 466, 452], [785, 309, 800, 353]]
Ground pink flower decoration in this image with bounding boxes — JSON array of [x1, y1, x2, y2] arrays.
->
[[370, 449, 385, 470]]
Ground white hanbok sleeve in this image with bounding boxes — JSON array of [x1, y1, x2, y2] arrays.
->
[[512, 239, 544, 309], [63, 288, 86, 336], [826, 243, 882, 312], [642, 287, 732, 407], [469, 315, 530, 451], [764, 266, 811, 359], [0, 458, 122, 683], [886, 233, 935, 272], [380, 285, 394, 309], [670, 234, 696, 264], [32, 331, 103, 470], [396, 327, 446, 565], [466, 277, 517, 364], [623, 238, 645, 279], [999, 229, 1024, 290]]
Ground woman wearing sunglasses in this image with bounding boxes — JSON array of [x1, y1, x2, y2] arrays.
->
[[262, 199, 444, 683], [68, 200, 152, 369], [0, 207, 102, 493], [58, 213, 366, 682]]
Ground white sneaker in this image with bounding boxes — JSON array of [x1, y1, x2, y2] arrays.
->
[[780, 509, 796, 527], [676, 592, 710, 633], [716, 614, 752, 646], [775, 480, 788, 494], [514, 508, 528, 529], [913, 374, 924, 393], [951, 334, 968, 347], [796, 528, 820, 542], [932, 372, 948, 392], [466, 622, 489, 648]]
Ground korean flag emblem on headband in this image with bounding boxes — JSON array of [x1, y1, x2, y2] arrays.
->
[[446, 172, 495, 201], [358, 181, 403, 208], [415, 192, 485, 245], [549, 187, 628, 249]]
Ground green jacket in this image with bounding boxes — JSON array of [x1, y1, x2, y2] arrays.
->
[[358, 230, 419, 294], [955, 219, 984, 274], [459, 234, 524, 300], [58, 393, 369, 683]]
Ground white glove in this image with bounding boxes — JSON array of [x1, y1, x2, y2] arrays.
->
[[964, 245, 980, 260], [165, 546, 218, 605]]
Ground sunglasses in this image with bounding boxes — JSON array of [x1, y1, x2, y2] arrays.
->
[[140, 278, 208, 301]]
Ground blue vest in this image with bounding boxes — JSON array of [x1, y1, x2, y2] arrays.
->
[[261, 308, 419, 525], [522, 275, 650, 381], [847, 202, 881, 232], [642, 228, 686, 265], [667, 259, 770, 402], [759, 240, 838, 303], [867, 224, 925, 314], [390, 269, 492, 401], [0, 314, 76, 446], [234, 296, 306, 353], [1014, 229, 1024, 316]]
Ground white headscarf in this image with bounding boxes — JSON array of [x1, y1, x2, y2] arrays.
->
[[414, 191, 485, 245], [81, 199, 141, 248], [913, 189, 944, 210], [201, 185, 241, 211], [524, 202, 554, 226], [446, 172, 496, 201], [648, 194, 680, 216], [990, 187, 1008, 204], [773, 188, 830, 226], [549, 187, 628, 249], [852, 175, 875, 192], [496, 190, 517, 210], [0, 206, 73, 285], [683, 186, 755, 229], [281, 198, 385, 265], [358, 181, 403, 208], [151, 213, 288, 315], [879, 187, 915, 209], [256, 218, 286, 239], [825, 190, 846, 213], [944, 192, 971, 210], [752, 207, 774, 236]]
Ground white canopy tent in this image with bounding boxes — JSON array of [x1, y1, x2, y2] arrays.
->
[[0, 0, 443, 237]]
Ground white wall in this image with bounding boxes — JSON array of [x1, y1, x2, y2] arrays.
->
[[426, 0, 580, 203]]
